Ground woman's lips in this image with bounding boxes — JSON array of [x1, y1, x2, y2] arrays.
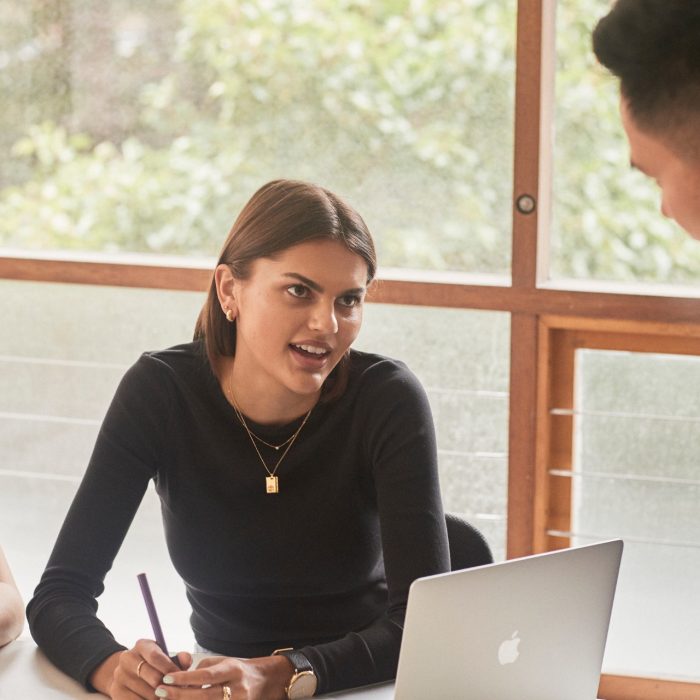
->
[[289, 343, 332, 368]]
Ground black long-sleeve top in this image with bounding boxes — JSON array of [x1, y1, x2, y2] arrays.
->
[[27, 341, 449, 694]]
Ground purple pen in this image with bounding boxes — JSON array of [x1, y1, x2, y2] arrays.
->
[[137, 572, 172, 658]]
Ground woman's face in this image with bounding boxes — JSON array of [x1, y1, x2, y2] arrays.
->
[[221, 238, 369, 409], [620, 97, 700, 240]]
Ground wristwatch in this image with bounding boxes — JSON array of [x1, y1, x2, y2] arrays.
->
[[273, 648, 318, 699]]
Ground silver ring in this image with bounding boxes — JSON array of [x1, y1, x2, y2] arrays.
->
[[136, 659, 146, 678]]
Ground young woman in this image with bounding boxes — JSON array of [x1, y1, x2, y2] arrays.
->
[[28, 179, 449, 700], [0, 546, 24, 647]]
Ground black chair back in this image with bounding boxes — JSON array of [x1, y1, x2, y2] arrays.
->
[[445, 512, 494, 571]]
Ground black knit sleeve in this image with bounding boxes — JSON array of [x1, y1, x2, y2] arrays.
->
[[300, 359, 449, 692], [27, 353, 172, 688]]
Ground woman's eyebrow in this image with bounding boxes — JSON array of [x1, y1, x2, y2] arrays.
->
[[282, 272, 366, 296]]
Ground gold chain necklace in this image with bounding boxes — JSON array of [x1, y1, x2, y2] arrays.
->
[[228, 385, 312, 494], [230, 409, 297, 452]]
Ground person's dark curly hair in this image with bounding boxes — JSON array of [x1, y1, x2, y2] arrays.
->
[[592, 0, 700, 160]]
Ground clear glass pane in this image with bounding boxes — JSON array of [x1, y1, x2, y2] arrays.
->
[[0, 0, 515, 274], [1, 282, 509, 651], [570, 349, 700, 681], [551, 0, 700, 285]]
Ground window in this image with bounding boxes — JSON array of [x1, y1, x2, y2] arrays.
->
[[571, 349, 700, 679], [356, 304, 510, 560], [0, 283, 510, 647], [0, 0, 516, 274], [535, 319, 700, 695], [551, 0, 700, 285], [0, 280, 204, 647]]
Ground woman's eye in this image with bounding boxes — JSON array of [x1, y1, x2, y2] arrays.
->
[[287, 284, 310, 299], [337, 295, 361, 308]]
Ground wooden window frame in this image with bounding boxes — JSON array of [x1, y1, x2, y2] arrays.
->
[[534, 317, 700, 700], [536, 315, 700, 553], [1, 1, 699, 697]]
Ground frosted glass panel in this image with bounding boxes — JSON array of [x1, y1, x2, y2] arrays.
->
[[0, 279, 205, 648], [356, 304, 510, 560], [571, 349, 700, 681], [0, 473, 182, 648], [1, 281, 509, 651]]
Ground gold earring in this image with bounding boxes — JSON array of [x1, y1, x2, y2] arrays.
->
[[225, 308, 235, 322]]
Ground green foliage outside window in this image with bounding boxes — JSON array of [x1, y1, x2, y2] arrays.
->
[[0, 0, 698, 282], [552, 0, 700, 283]]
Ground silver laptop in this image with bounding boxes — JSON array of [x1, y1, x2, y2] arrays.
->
[[394, 539, 623, 700]]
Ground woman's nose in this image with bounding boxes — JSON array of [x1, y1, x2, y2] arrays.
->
[[660, 191, 672, 221], [309, 301, 338, 334]]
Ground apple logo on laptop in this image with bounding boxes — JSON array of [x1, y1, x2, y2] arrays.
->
[[498, 631, 521, 665]]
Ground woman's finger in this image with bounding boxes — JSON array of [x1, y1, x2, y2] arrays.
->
[[134, 638, 183, 676], [130, 655, 166, 690], [154, 681, 233, 700], [176, 650, 193, 670], [110, 686, 149, 700], [112, 640, 185, 698], [111, 655, 162, 699], [162, 656, 239, 689]]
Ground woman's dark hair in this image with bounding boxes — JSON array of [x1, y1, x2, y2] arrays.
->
[[592, 0, 700, 160], [194, 179, 377, 401]]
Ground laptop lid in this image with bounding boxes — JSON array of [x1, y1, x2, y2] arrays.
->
[[394, 539, 623, 700]]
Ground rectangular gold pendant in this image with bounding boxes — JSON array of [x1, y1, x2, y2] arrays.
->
[[266, 476, 279, 494]]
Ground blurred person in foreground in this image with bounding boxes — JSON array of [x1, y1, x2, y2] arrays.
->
[[593, 0, 700, 239], [0, 545, 24, 646]]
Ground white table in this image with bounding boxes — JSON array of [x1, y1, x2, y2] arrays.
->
[[0, 639, 395, 700]]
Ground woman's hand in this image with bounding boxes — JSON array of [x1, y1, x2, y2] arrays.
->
[[154, 654, 293, 700], [90, 638, 192, 699]]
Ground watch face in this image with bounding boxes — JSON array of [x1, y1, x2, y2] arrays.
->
[[288, 670, 317, 699]]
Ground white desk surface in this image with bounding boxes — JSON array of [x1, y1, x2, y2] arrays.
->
[[0, 639, 395, 700]]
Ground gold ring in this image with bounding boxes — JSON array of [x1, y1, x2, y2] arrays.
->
[[136, 660, 146, 678], [222, 684, 232, 700]]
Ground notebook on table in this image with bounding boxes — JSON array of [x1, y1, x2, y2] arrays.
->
[[391, 539, 623, 700]]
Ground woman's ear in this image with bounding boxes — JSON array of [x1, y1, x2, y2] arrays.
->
[[215, 264, 238, 321]]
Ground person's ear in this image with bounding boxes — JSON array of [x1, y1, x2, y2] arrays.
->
[[215, 264, 238, 322]]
